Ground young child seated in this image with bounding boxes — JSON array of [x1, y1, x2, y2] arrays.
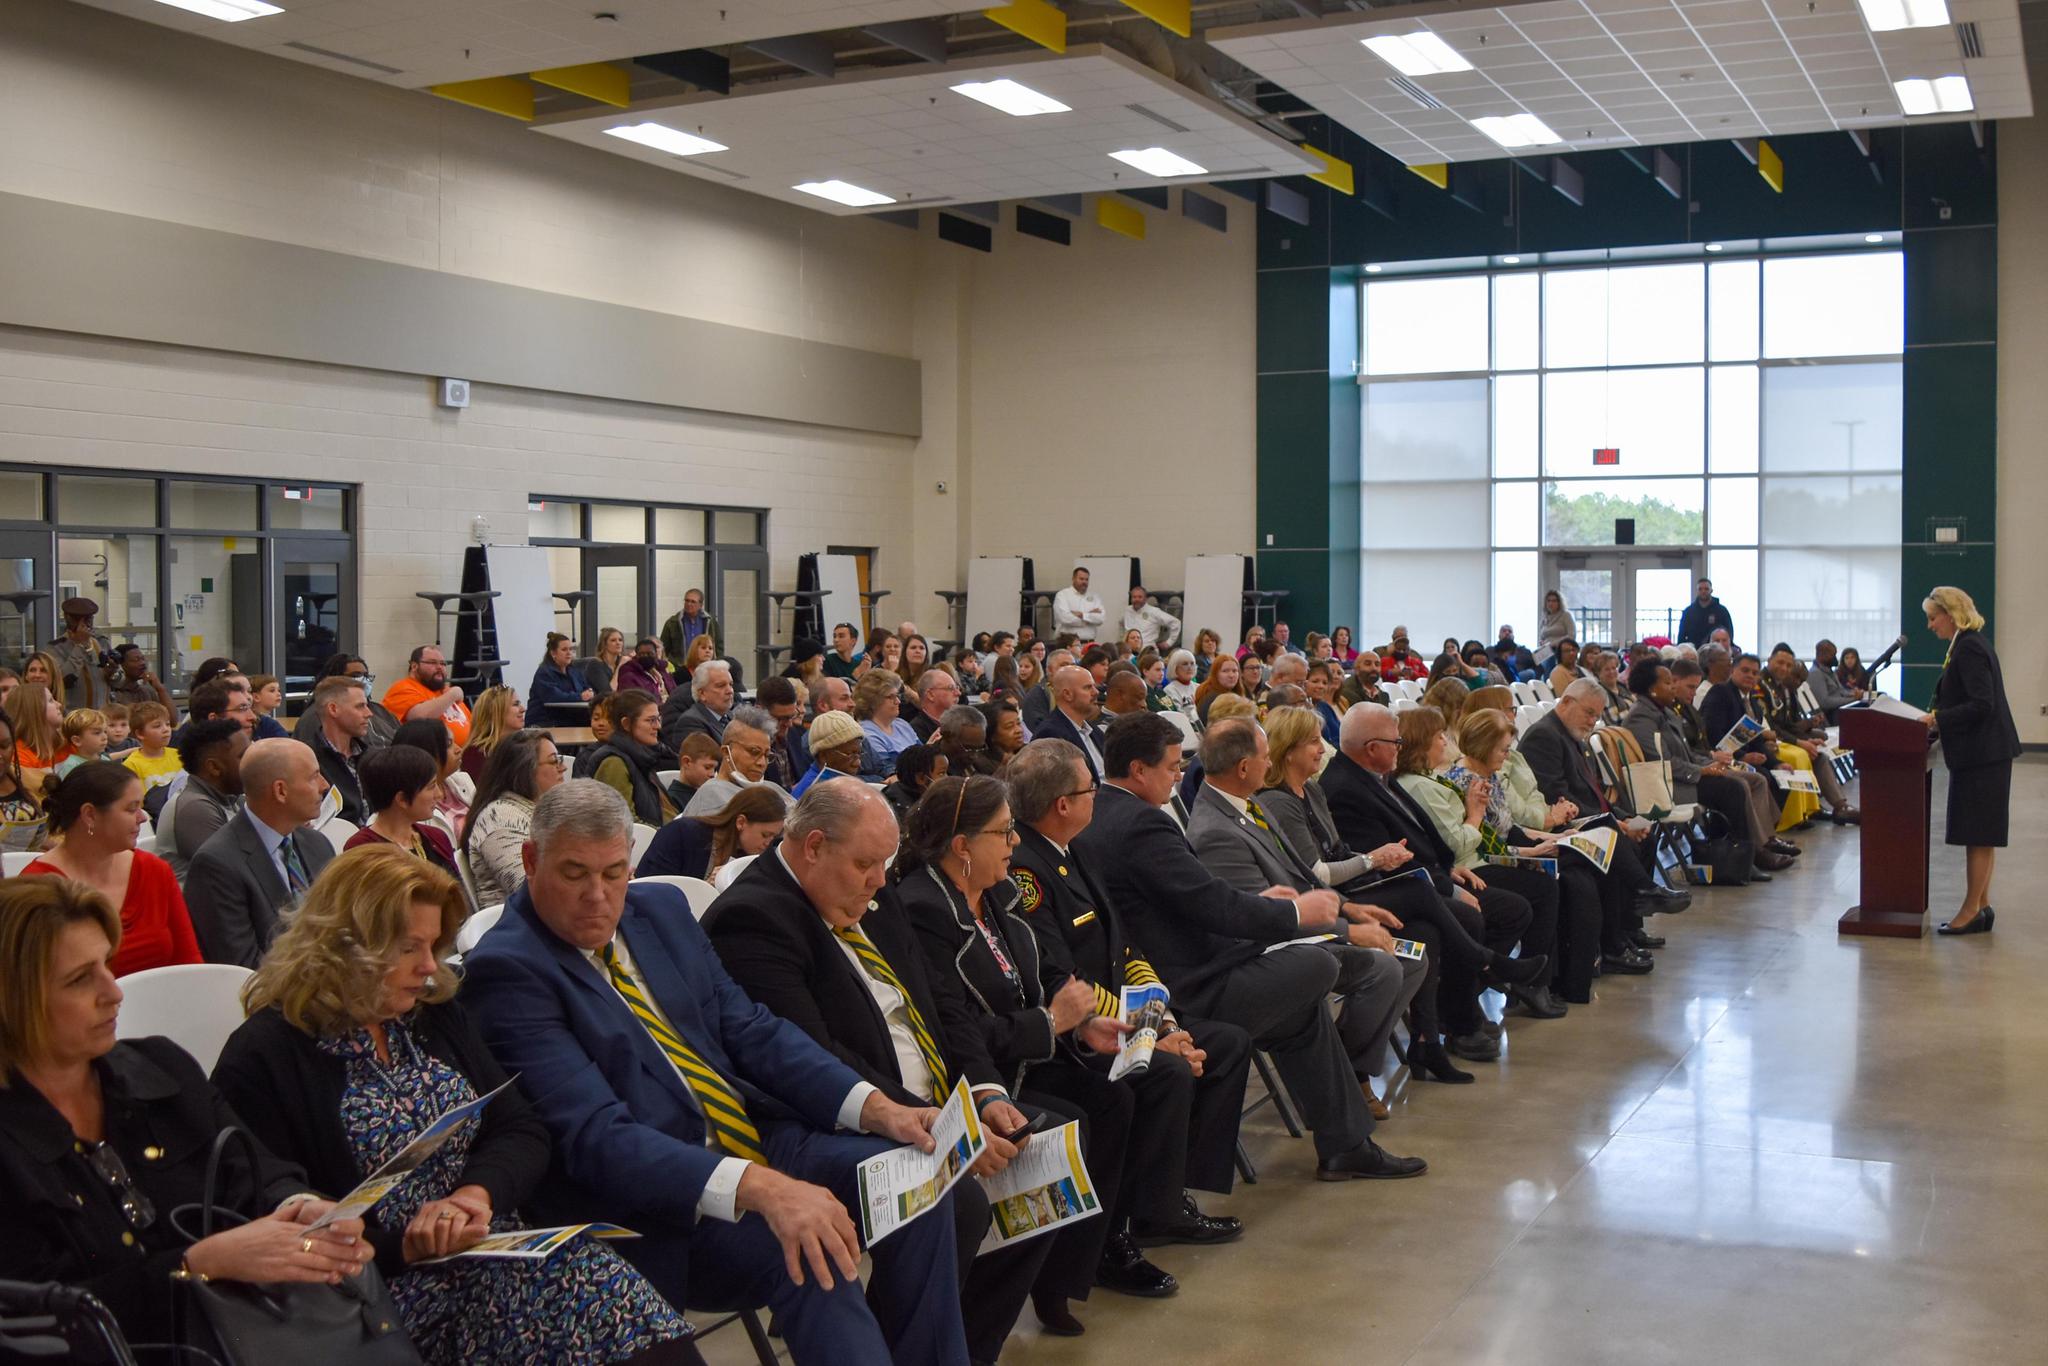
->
[[119, 701, 183, 790], [53, 709, 110, 778], [101, 702, 135, 756]]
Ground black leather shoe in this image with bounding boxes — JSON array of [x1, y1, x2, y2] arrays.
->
[[1131, 1195, 1243, 1247], [1601, 952, 1654, 975], [1094, 1235, 1178, 1298], [1767, 839, 1802, 856], [1316, 1139, 1428, 1181], [1827, 804, 1861, 825], [1630, 929, 1666, 950], [1937, 907, 1994, 936], [1446, 1029, 1500, 1061], [1031, 1291, 1084, 1336], [1411, 1041, 1476, 1083], [1486, 952, 1549, 988], [1754, 851, 1795, 873], [1635, 886, 1692, 914], [1508, 984, 1569, 1019]]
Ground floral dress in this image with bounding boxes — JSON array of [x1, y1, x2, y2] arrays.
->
[[321, 1018, 688, 1364]]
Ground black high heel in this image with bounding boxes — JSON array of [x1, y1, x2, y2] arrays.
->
[[1411, 1041, 1476, 1084], [1938, 907, 1994, 936]]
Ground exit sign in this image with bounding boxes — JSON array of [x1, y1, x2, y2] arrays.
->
[[1593, 447, 1620, 466]]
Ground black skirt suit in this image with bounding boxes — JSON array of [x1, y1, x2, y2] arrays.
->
[[1932, 628, 2022, 846]]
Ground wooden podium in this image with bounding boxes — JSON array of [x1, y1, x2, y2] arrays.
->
[[1837, 704, 1935, 937]]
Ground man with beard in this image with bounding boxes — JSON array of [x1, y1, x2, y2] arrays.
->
[[381, 645, 473, 746], [1337, 650, 1391, 710]]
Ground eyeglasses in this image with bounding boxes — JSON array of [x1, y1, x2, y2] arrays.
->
[[1063, 783, 1099, 799], [1364, 736, 1399, 749], [83, 1141, 156, 1231], [975, 822, 1017, 839]]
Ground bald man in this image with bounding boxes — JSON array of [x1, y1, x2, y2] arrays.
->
[[1037, 665, 1107, 781], [182, 738, 334, 967], [1098, 671, 1150, 732]]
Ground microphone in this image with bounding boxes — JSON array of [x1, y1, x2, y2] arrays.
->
[[1868, 634, 1908, 672]]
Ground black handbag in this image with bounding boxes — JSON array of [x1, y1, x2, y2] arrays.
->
[[170, 1129, 421, 1366], [1688, 809, 1753, 886]]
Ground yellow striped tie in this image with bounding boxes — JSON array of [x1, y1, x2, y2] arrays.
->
[[1245, 797, 1273, 831], [835, 925, 949, 1104], [601, 942, 766, 1164]]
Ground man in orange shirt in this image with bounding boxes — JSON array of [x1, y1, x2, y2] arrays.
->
[[381, 645, 472, 747]]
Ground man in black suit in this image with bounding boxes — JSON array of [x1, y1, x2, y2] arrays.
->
[[1020, 650, 1071, 734], [183, 738, 335, 967], [1073, 713, 1425, 1182], [1035, 665, 1107, 782], [701, 781, 1045, 1366], [1004, 738, 1250, 1245], [660, 657, 734, 752]]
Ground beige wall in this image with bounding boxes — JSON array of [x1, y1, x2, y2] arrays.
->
[[1996, 11, 2048, 744]]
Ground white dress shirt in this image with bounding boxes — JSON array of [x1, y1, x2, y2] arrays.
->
[[830, 934, 936, 1104], [1052, 587, 1106, 640], [590, 926, 876, 1222], [1122, 602, 1181, 650]]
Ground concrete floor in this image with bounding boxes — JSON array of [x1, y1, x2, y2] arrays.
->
[[703, 758, 2043, 1366]]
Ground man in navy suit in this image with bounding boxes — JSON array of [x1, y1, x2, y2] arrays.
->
[[463, 780, 969, 1366], [1033, 665, 1107, 782]]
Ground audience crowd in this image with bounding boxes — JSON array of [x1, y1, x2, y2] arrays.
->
[[0, 581, 1877, 1365]]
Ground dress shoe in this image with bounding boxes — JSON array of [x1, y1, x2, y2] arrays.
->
[[1630, 929, 1667, 949], [1094, 1234, 1178, 1298], [1131, 1196, 1243, 1247], [1937, 907, 1995, 936], [1476, 1016, 1505, 1039], [1361, 1083, 1391, 1122], [1826, 804, 1862, 825], [1754, 850, 1795, 873], [1601, 951, 1654, 975], [1315, 1139, 1428, 1181], [1031, 1291, 1084, 1336], [1446, 1029, 1501, 1061], [1508, 984, 1569, 1019], [1748, 868, 1773, 882], [1767, 839, 1802, 857], [1410, 1040, 1476, 1083], [1635, 886, 1691, 914], [1486, 952, 1549, 988]]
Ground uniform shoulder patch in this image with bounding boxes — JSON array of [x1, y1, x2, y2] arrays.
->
[[1014, 868, 1044, 913]]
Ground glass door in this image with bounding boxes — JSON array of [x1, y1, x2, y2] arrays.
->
[[1631, 555, 1704, 644], [1548, 552, 1621, 646], [1546, 549, 1703, 646], [582, 547, 646, 651], [713, 548, 769, 690], [0, 530, 54, 663], [273, 537, 352, 700]]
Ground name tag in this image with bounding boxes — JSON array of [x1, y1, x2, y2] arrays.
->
[[1071, 911, 1097, 928]]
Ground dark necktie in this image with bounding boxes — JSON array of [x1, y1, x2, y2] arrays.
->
[[280, 836, 310, 897]]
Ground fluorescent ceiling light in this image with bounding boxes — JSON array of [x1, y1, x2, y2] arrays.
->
[[1502, 256, 1522, 265], [149, 0, 282, 19], [1855, 0, 1949, 32], [1361, 32, 1473, 77], [793, 179, 897, 207], [1705, 243, 1724, 252], [1865, 233, 1885, 244], [1365, 264, 1383, 274], [1108, 147, 1208, 177], [604, 123, 728, 157], [1894, 75, 1972, 115], [1471, 114, 1563, 150], [950, 79, 1070, 117]]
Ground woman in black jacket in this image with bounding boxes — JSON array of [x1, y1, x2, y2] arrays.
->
[[0, 878, 373, 1351], [212, 845, 690, 1364], [1923, 586, 2022, 935], [583, 689, 678, 826], [896, 775, 1167, 1337]]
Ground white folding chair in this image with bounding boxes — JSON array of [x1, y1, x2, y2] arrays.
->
[[423, 809, 460, 847], [444, 771, 477, 808], [115, 964, 254, 1072], [319, 819, 360, 858], [1532, 681, 1555, 702], [134, 831, 157, 856], [630, 822, 658, 872], [632, 875, 720, 920], [2, 850, 39, 877], [1515, 705, 1540, 736], [714, 854, 757, 891], [1390, 697, 1417, 715], [1509, 682, 1536, 706], [1156, 709, 1199, 754], [455, 905, 505, 954], [656, 769, 681, 791]]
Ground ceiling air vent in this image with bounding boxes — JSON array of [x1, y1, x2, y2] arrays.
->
[[283, 42, 403, 75], [1126, 104, 1191, 133], [1388, 76, 1446, 111], [1955, 22, 1983, 59]]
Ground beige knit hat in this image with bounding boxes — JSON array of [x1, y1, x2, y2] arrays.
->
[[806, 709, 863, 753]]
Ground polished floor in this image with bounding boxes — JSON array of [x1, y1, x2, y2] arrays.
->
[[702, 758, 2044, 1365]]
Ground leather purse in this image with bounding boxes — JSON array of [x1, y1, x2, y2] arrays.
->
[[170, 1128, 422, 1366]]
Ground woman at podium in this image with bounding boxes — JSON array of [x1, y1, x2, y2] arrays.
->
[[1923, 586, 2021, 936]]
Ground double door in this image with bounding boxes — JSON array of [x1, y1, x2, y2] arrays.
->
[[579, 545, 769, 684], [1543, 549, 1702, 647]]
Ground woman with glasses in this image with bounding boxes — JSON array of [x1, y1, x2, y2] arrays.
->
[[853, 669, 921, 779], [214, 848, 691, 1364], [459, 730, 566, 906], [897, 774, 1158, 1338], [0, 878, 375, 1350], [581, 690, 676, 827]]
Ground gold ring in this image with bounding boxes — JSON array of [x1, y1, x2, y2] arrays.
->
[[300, 1238, 313, 1254], [436, 1212, 455, 1221]]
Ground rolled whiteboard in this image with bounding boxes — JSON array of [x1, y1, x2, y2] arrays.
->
[[965, 557, 1026, 641], [1182, 554, 1248, 651]]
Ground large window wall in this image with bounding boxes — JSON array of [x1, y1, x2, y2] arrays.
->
[[1358, 249, 1903, 654]]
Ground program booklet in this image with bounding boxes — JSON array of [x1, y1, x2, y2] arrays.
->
[[1486, 853, 1560, 877], [975, 1121, 1102, 1255], [417, 1224, 639, 1265], [1717, 713, 1767, 752], [855, 1078, 985, 1245], [1555, 826, 1617, 874], [309, 1077, 517, 1231], [1106, 982, 1171, 1082]]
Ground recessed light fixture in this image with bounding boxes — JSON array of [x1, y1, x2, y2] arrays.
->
[[793, 179, 897, 208], [1109, 147, 1208, 177], [1705, 243, 1724, 252], [1895, 75, 1973, 115], [1864, 233, 1885, 244], [950, 79, 1071, 117], [1502, 256, 1522, 265], [1365, 264, 1384, 274], [604, 123, 728, 157], [149, 0, 282, 19], [1471, 114, 1563, 150], [1855, 0, 1949, 32], [1361, 32, 1474, 77]]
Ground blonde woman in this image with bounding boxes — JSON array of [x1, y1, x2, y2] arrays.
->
[[1419, 678, 1470, 765], [459, 685, 525, 780], [7, 681, 69, 777], [585, 626, 626, 697], [214, 847, 690, 1364], [1923, 585, 2020, 935], [22, 650, 66, 710]]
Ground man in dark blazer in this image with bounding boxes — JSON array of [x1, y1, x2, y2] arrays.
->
[[660, 658, 734, 752], [462, 779, 970, 1366], [1185, 719, 1425, 1089], [1073, 713, 1426, 1182], [702, 781, 1047, 1366], [1004, 738, 1249, 1246], [1034, 665, 1107, 782], [182, 738, 334, 967], [1020, 650, 1070, 734]]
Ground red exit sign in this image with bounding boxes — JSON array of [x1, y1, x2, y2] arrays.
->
[[1593, 447, 1620, 466]]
